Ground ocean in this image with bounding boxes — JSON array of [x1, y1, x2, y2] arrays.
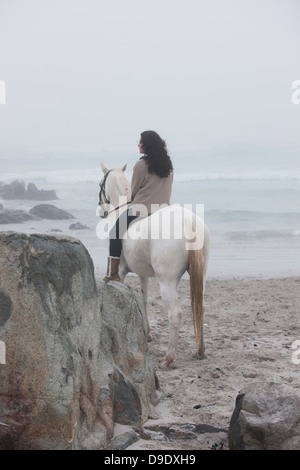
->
[[0, 148, 299, 280]]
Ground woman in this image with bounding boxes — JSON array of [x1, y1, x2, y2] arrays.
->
[[103, 130, 174, 282]]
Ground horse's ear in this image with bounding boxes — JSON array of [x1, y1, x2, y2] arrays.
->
[[121, 164, 127, 172], [101, 162, 108, 174]]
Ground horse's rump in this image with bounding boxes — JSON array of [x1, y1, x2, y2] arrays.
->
[[126, 205, 205, 248]]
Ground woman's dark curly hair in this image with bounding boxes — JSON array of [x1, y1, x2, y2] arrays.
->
[[140, 130, 173, 178]]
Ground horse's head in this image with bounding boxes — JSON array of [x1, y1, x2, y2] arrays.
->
[[97, 162, 131, 218]]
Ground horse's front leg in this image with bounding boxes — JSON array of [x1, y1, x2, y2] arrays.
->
[[139, 276, 152, 342]]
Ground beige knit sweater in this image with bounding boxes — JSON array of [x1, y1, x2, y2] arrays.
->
[[130, 157, 173, 215]]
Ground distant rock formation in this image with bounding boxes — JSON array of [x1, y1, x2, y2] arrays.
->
[[29, 204, 74, 220], [0, 232, 158, 450], [0, 180, 57, 201]]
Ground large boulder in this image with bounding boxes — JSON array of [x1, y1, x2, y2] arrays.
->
[[229, 382, 300, 450], [0, 232, 158, 450]]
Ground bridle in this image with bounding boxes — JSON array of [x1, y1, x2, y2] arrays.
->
[[98, 170, 131, 215], [98, 170, 112, 206]]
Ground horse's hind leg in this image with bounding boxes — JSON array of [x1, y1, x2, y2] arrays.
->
[[159, 280, 183, 369], [139, 276, 152, 342]]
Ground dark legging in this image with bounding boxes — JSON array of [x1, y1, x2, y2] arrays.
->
[[109, 209, 138, 257]]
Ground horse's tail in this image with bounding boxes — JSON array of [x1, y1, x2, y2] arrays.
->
[[189, 248, 204, 356]]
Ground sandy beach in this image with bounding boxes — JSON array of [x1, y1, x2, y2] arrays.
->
[[109, 274, 300, 450]]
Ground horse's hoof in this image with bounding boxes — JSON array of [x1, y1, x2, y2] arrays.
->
[[196, 352, 206, 360], [159, 360, 169, 370], [160, 356, 174, 369]]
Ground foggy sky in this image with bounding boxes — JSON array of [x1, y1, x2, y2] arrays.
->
[[0, 0, 299, 155]]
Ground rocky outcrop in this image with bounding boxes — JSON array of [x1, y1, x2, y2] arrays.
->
[[27, 183, 57, 201], [97, 281, 159, 432], [0, 232, 158, 450], [0, 180, 57, 200], [229, 382, 300, 450], [29, 204, 74, 220], [0, 204, 74, 224]]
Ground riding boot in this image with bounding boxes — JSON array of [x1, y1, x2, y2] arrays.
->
[[103, 256, 121, 282]]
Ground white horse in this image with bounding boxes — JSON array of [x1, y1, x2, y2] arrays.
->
[[98, 163, 210, 368]]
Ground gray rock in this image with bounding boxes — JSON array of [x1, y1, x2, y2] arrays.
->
[[143, 422, 227, 441], [106, 431, 139, 450], [29, 204, 74, 220], [0, 232, 158, 450], [135, 422, 228, 449], [229, 382, 300, 450], [69, 222, 89, 230], [0, 209, 39, 224]]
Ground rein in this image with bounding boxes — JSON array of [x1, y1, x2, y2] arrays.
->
[[107, 200, 132, 214], [98, 170, 131, 214]]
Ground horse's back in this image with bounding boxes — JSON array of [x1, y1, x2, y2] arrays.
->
[[121, 205, 207, 278]]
